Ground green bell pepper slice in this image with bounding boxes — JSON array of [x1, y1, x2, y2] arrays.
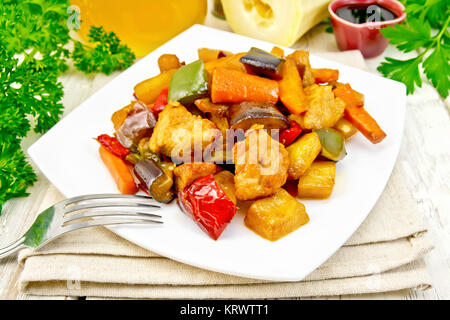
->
[[314, 128, 347, 161], [168, 59, 209, 105]]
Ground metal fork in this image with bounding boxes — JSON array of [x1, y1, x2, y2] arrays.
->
[[0, 194, 163, 259]]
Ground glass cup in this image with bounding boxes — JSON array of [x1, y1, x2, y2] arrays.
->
[[70, 0, 207, 58]]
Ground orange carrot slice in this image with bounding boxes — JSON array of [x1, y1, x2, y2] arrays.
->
[[311, 68, 339, 84], [211, 68, 279, 104], [344, 105, 387, 144], [99, 146, 138, 194], [278, 58, 308, 114]]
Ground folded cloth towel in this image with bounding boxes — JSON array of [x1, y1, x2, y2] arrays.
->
[[18, 51, 433, 299]]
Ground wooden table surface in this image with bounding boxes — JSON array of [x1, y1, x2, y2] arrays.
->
[[1, 11, 449, 300]]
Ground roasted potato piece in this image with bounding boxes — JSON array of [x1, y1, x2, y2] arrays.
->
[[149, 104, 218, 159], [270, 46, 284, 58], [334, 118, 358, 140], [198, 48, 232, 63], [297, 161, 336, 199], [134, 69, 176, 104], [158, 54, 181, 73], [245, 189, 309, 241], [214, 170, 236, 204], [204, 53, 246, 73], [173, 162, 221, 191], [286, 132, 321, 180], [233, 125, 290, 201], [303, 85, 345, 129]]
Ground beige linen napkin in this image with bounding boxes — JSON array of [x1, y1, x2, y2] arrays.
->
[[18, 51, 433, 299]]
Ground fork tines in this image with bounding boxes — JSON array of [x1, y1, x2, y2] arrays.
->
[[60, 194, 163, 228]]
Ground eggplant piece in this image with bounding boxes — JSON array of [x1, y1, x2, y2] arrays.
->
[[229, 101, 289, 131], [116, 101, 156, 149], [240, 47, 284, 79], [134, 159, 175, 203]]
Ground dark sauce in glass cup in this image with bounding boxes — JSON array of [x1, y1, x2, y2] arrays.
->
[[329, 0, 406, 58]]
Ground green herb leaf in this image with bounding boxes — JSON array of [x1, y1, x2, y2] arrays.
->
[[381, 19, 432, 52], [377, 56, 423, 94], [72, 26, 136, 75], [378, 0, 450, 98], [0, 1, 135, 216], [422, 46, 450, 98]]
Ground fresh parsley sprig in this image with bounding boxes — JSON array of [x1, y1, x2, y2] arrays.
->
[[377, 0, 450, 98], [0, 0, 135, 215]]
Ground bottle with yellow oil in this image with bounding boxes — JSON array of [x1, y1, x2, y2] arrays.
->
[[70, 0, 207, 57]]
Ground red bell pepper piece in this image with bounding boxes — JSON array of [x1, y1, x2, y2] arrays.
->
[[96, 134, 130, 159], [152, 88, 169, 116], [279, 120, 302, 146], [178, 174, 236, 240]]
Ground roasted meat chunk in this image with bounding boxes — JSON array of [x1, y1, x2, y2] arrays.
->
[[233, 125, 290, 201], [149, 103, 218, 160]]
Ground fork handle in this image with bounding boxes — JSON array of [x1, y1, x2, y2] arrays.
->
[[0, 236, 27, 259]]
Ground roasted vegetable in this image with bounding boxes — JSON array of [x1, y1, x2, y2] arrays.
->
[[194, 98, 229, 117], [152, 88, 168, 116], [158, 54, 181, 73], [240, 47, 284, 79], [213, 170, 236, 205], [96, 134, 130, 159], [229, 101, 289, 131], [286, 50, 315, 87], [211, 68, 279, 104], [303, 85, 345, 129], [173, 162, 221, 191], [297, 161, 336, 199], [209, 114, 229, 137], [270, 46, 284, 58], [288, 114, 306, 130], [134, 159, 175, 203], [134, 69, 176, 104], [233, 124, 290, 200], [279, 58, 308, 114], [178, 174, 237, 240], [333, 83, 364, 109], [334, 82, 385, 144], [334, 118, 358, 140], [311, 68, 339, 84], [150, 161, 176, 203], [111, 103, 134, 131], [286, 132, 322, 179], [314, 128, 347, 161], [245, 189, 309, 241], [279, 120, 302, 146], [198, 48, 232, 63], [344, 105, 387, 144], [204, 52, 246, 73], [116, 101, 156, 149], [137, 138, 161, 163], [99, 146, 138, 195], [168, 60, 209, 105]]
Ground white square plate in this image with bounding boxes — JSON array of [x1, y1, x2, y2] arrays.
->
[[28, 25, 406, 281]]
